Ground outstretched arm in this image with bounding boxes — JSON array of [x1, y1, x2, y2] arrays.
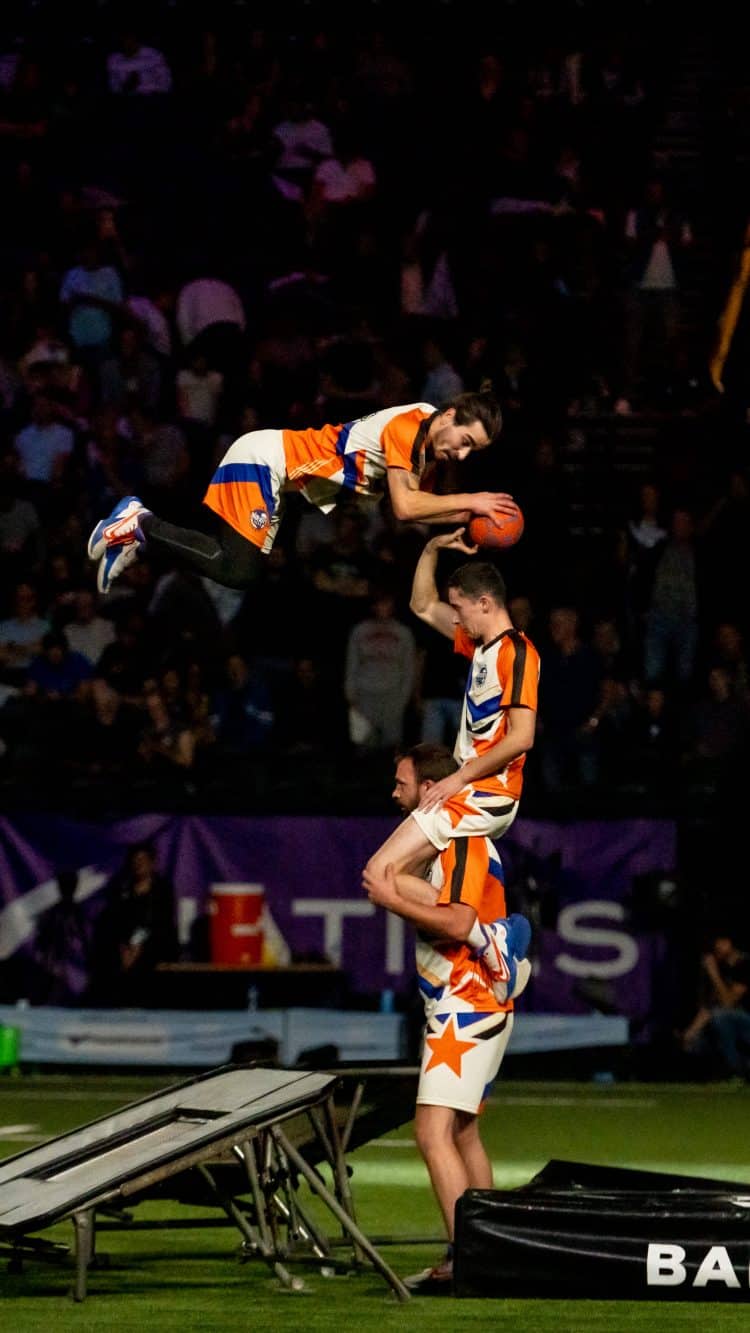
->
[[387, 467, 516, 524], [409, 528, 476, 638]]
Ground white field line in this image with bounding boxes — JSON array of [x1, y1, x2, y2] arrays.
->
[[346, 1160, 750, 1188]]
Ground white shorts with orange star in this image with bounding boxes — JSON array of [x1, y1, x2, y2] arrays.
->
[[416, 1008, 514, 1115]]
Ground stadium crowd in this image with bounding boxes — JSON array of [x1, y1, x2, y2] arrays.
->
[[0, 0, 748, 826]]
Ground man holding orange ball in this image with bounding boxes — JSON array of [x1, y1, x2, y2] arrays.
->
[[87, 389, 517, 593]]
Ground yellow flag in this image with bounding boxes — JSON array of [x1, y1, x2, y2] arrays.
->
[[710, 223, 750, 392]]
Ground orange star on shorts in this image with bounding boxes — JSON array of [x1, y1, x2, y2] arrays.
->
[[424, 1017, 477, 1077]]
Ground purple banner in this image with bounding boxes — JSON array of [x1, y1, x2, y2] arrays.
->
[[0, 815, 675, 1015]]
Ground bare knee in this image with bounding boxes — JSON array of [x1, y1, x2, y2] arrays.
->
[[415, 1107, 455, 1161], [453, 1111, 480, 1149]]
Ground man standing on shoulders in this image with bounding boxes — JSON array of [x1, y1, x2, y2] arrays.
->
[[364, 528, 540, 889]]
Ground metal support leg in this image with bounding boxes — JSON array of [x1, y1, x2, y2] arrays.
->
[[70, 1209, 94, 1302], [197, 1159, 302, 1292], [340, 1079, 365, 1154], [272, 1126, 411, 1303]]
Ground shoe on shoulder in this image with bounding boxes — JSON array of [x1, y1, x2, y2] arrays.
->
[[88, 495, 150, 562], [470, 912, 532, 1004], [403, 1257, 453, 1294]]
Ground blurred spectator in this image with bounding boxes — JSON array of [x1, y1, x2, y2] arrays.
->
[[344, 587, 416, 751], [122, 403, 190, 513], [90, 841, 178, 1006], [642, 507, 699, 690], [307, 122, 377, 272], [175, 273, 246, 372], [537, 606, 602, 792], [59, 240, 125, 378], [275, 654, 348, 757], [309, 504, 380, 659], [616, 175, 694, 412], [710, 622, 750, 706], [176, 346, 224, 432], [30, 868, 94, 1006], [146, 569, 224, 669], [271, 89, 334, 205], [419, 332, 464, 403], [96, 611, 154, 701], [624, 479, 667, 649], [63, 588, 115, 667], [78, 677, 142, 781], [125, 271, 175, 360], [0, 465, 43, 574], [400, 202, 460, 321], [700, 468, 750, 628], [106, 26, 173, 95], [623, 684, 678, 793], [212, 653, 274, 755], [136, 682, 203, 778], [681, 664, 750, 794], [99, 324, 163, 414], [233, 541, 312, 680], [680, 930, 750, 1081], [13, 391, 75, 488], [0, 580, 50, 684], [25, 631, 92, 700]]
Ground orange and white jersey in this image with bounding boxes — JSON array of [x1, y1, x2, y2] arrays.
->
[[281, 403, 435, 512], [416, 836, 511, 1019], [453, 626, 540, 802]]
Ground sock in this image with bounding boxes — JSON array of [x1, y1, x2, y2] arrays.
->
[[467, 919, 487, 950]]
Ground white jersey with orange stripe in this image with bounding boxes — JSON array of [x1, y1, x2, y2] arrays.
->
[[453, 626, 540, 802], [281, 403, 436, 512]]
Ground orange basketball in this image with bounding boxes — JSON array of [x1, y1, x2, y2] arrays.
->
[[468, 506, 524, 549]]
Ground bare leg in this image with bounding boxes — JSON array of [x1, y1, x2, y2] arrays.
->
[[454, 1111, 493, 1189], [414, 1103, 467, 1241], [365, 815, 438, 881]]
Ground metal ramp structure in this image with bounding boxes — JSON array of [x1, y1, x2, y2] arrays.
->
[[0, 1065, 410, 1303]]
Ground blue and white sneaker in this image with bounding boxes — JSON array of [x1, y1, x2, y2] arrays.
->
[[87, 495, 150, 562], [472, 913, 532, 1004], [96, 540, 141, 594]]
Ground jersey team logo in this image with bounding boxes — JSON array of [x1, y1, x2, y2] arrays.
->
[[250, 508, 268, 530], [475, 663, 488, 688]]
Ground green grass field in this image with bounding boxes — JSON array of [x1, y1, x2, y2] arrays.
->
[[1, 1075, 749, 1330]]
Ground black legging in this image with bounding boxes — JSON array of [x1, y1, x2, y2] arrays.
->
[[141, 513, 264, 590]]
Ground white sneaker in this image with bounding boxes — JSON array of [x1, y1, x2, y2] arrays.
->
[[88, 495, 150, 562], [97, 541, 141, 594], [473, 913, 532, 1004]]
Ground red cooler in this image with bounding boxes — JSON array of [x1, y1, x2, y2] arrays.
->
[[209, 883, 265, 965]]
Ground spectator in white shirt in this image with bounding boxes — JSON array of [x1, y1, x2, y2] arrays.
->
[[13, 393, 75, 484], [106, 28, 172, 96], [63, 589, 115, 666]]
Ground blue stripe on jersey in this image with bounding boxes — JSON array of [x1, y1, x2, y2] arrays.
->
[[481, 1079, 495, 1102], [488, 855, 504, 884], [418, 976, 444, 1000], [455, 1010, 498, 1029], [212, 462, 275, 512], [467, 692, 502, 723], [336, 420, 359, 490]]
